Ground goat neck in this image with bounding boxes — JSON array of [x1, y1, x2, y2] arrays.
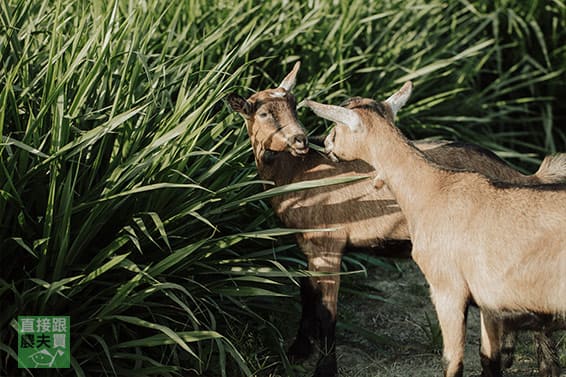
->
[[308, 94, 444, 221]]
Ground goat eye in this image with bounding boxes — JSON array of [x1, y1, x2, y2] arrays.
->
[[258, 112, 269, 119]]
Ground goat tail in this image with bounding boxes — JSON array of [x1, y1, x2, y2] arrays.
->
[[535, 153, 566, 183]]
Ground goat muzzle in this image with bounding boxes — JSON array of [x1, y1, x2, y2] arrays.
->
[[323, 130, 338, 162], [289, 134, 309, 156]]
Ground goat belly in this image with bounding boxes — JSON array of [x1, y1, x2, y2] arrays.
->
[[465, 261, 565, 316]]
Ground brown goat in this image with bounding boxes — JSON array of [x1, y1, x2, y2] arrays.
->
[[305, 82, 566, 377], [227, 63, 565, 377]]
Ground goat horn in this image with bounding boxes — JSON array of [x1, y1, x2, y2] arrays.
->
[[279, 61, 301, 92], [304, 99, 361, 132], [384, 81, 413, 118]]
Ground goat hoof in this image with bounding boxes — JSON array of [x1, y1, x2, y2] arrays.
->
[[480, 353, 502, 377], [314, 355, 337, 377], [287, 336, 313, 362], [501, 352, 514, 369]]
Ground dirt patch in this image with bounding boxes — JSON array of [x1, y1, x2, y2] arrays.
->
[[292, 260, 565, 376]]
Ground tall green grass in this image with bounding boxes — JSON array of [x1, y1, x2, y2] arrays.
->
[[1, 0, 564, 376]]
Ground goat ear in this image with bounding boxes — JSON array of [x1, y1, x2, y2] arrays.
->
[[226, 93, 252, 118], [303, 99, 361, 132], [384, 81, 413, 118], [279, 61, 301, 92]]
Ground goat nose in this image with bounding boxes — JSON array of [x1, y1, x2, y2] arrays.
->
[[292, 134, 308, 149]]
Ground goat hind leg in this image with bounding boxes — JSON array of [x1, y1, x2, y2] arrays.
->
[[534, 331, 561, 377]]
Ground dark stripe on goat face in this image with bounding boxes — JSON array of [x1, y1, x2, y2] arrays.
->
[[340, 96, 364, 107], [341, 97, 389, 120], [252, 91, 297, 113], [254, 99, 297, 127]]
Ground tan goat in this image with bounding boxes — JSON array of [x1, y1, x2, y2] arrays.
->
[[227, 63, 564, 377], [305, 83, 566, 377]]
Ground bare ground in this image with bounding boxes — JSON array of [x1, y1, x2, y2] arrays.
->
[[290, 260, 565, 377]]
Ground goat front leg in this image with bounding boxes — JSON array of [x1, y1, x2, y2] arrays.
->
[[479, 310, 504, 377], [309, 251, 342, 377], [430, 287, 468, 377], [288, 277, 317, 361], [313, 268, 340, 377]]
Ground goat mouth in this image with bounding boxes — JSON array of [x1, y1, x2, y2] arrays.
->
[[290, 146, 309, 157]]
